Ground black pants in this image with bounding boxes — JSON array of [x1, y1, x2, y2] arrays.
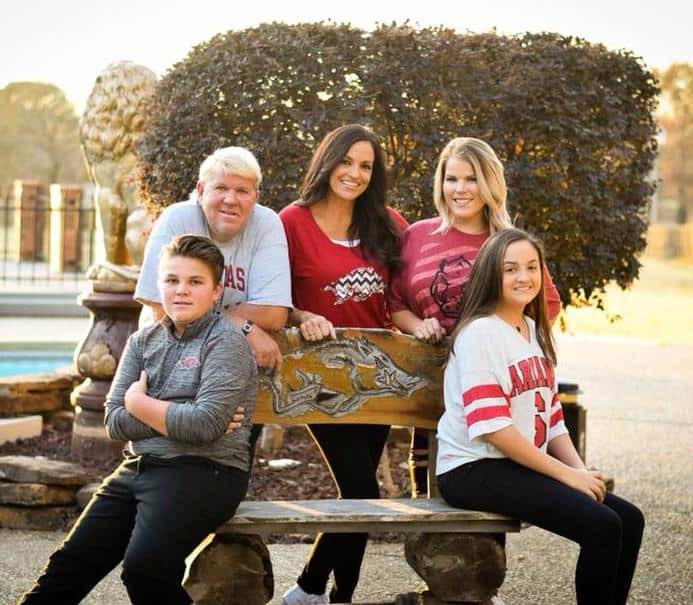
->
[[297, 423, 389, 603], [438, 458, 644, 605], [19, 454, 248, 605]]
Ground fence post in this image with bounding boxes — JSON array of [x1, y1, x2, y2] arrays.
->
[[11, 181, 50, 263], [49, 184, 87, 273]]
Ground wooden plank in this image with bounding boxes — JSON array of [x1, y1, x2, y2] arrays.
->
[[221, 519, 518, 534], [369, 499, 432, 516], [264, 500, 322, 516], [219, 498, 520, 535], [254, 328, 447, 429], [228, 498, 516, 522]]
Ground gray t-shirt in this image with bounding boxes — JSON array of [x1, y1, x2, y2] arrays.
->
[[104, 311, 257, 471], [135, 198, 292, 311]]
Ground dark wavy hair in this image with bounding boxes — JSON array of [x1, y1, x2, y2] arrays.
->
[[450, 228, 556, 364], [297, 124, 401, 272]]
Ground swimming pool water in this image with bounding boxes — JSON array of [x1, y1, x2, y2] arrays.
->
[[0, 350, 74, 378]]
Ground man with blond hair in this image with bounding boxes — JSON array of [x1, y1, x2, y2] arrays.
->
[[136, 146, 291, 370]]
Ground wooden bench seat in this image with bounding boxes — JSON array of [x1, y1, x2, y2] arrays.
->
[[224, 498, 521, 536]]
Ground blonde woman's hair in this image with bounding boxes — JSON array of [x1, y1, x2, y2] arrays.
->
[[433, 137, 512, 234]]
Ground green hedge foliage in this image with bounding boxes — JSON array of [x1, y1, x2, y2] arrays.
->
[[137, 22, 659, 303]]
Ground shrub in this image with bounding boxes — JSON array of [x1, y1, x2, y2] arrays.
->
[[137, 22, 659, 304]]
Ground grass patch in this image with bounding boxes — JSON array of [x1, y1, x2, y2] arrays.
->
[[560, 256, 693, 345]]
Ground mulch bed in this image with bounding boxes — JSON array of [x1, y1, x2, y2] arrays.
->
[[0, 424, 112, 481]]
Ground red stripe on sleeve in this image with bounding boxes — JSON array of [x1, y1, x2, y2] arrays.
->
[[549, 408, 564, 427], [463, 384, 507, 407], [466, 404, 511, 426]]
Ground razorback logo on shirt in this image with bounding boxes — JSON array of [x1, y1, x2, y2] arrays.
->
[[323, 267, 385, 305], [429, 252, 472, 318], [178, 356, 201, 369]]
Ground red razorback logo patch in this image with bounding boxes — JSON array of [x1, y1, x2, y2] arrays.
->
[[179, 356, 200, 369]]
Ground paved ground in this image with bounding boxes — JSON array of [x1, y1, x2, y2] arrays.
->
[[0, 316, 89, 345], [1, 331, 691, 604]]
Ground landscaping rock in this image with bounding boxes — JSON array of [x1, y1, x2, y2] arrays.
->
[[404, 533, 505, 603], [0, 504, 77, 530], [0, 482, 76, 505], [395, 593, 491, 605], [184, 533, 273, 605], [0, 456, 90, 486], [0, 416, 42, 445], [0, 370, 78, 416], [47, 410, 74, 431]]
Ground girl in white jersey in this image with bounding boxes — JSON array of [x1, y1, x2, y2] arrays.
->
[[437, 228, 643, 605]]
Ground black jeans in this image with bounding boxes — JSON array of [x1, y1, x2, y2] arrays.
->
[[297, 423, 389, 603], [19, 454, 248, 605], [438, 458, 644, 605]]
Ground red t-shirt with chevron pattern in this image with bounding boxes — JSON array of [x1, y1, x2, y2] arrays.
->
[[280, 203, 408, 329]]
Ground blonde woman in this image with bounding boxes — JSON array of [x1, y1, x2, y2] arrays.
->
[[389, 137, 561, 495]]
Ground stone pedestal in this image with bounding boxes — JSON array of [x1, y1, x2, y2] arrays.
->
[[71, 290, 140, 461], [404, 533, 506, 604], [184, 533, 273, 605]]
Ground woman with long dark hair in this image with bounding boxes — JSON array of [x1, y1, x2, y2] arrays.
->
[[279, 124, 406, 605]]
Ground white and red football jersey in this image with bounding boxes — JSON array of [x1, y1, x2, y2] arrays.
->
[[437, 315, 567, 475]]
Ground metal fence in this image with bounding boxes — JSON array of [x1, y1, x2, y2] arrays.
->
[[0, 181, 97, 287]]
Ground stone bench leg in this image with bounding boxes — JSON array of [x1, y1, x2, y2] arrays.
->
[[184, 533, 274, 605], [403, 533, 506, 604]]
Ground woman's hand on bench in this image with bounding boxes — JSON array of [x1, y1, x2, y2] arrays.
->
[[294, 309, 337, 341]]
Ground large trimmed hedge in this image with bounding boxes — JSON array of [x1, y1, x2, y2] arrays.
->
[[137, 23, 659, 304]]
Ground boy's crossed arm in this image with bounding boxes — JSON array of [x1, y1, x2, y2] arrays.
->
[[106, 332, 250, 443], [104, 336, 159, 442]]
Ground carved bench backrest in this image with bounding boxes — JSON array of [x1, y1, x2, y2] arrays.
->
[[253, 328, 447, 429]]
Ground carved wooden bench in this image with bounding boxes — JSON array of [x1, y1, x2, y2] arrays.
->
[[183, 328, 521, 605]]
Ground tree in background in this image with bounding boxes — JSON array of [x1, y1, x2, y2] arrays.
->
[[657, 63, 692, 223], [0, 82, 87, 184], [137, 23, 659, 306]]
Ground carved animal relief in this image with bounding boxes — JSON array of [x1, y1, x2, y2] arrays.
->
[[259, 332, 434, 420]]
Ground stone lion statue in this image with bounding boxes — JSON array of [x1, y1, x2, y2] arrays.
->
[[80, 61, 157, 291]]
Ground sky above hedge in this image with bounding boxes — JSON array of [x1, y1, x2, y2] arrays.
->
[[1, 0, 690, 111]]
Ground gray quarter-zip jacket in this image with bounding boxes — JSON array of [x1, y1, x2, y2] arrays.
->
[[104, 310, 256, 471]]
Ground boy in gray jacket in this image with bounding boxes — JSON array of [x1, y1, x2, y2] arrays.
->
[[20, 235, 256, 605]]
